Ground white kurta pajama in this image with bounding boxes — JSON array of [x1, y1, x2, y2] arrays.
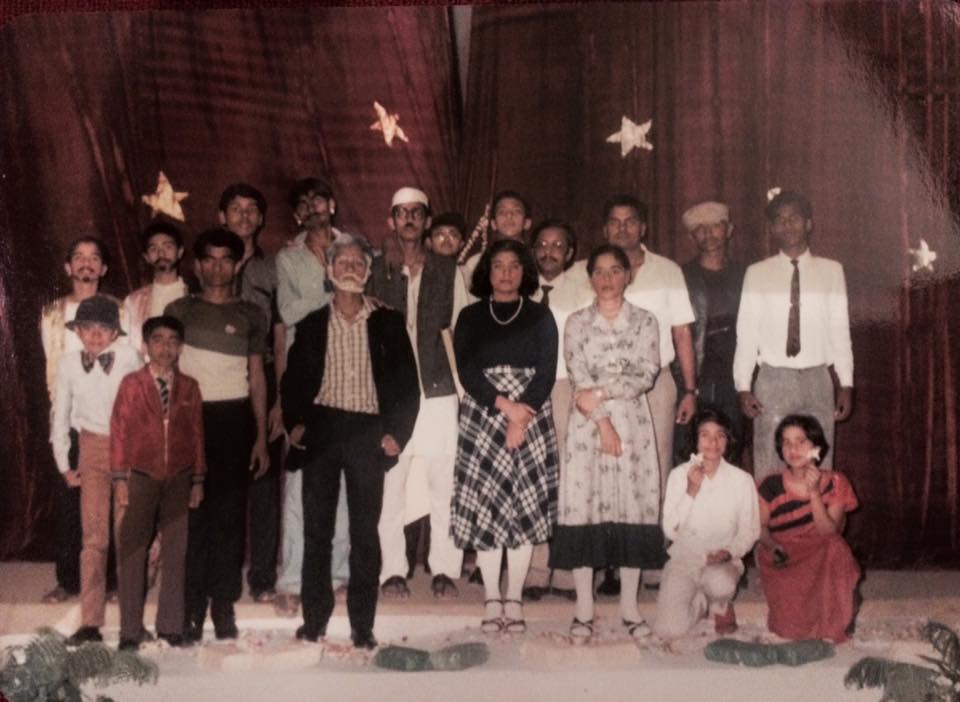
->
[[654, 458, 760, 638]]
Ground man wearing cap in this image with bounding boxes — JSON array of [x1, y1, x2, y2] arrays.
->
[[734, 190, 853, 478], [218, 183, 286, 604], [165, 228, 270, 640], [50, 294, 143, 643], [366, 187, 469, 599], [282, 233, 419, 648], [672, 201, 745, 464], [40, 236, 128, 604], [273, 177, 350, 616]]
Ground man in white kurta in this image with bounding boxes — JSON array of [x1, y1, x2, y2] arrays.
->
[[654, 455, 759, 638]]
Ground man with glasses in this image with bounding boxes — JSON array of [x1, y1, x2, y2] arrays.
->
[[366, 187, 469, 600]]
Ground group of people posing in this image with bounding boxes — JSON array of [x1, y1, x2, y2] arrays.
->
[[40, 180, 860, 652]]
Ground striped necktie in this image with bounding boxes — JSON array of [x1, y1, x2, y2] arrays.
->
[[156, 377, 170, 415]]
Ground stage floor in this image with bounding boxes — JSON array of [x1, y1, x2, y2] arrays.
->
[[2, 562, 959, 701]]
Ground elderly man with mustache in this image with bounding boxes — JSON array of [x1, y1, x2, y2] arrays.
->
[[282, 233, 420, 649]]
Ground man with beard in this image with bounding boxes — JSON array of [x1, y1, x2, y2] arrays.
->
[[218, 183, 285, 604], [273, 177, 350, 617], [124, 220, 190, 353], [282, 233, 419, 648], [40, 236, 127, 603], [165, 228, 269, 640], [524, 220, 590, 601], [366, 187, 468, 599]]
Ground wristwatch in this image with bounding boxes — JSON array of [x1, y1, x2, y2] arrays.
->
[[683, 387, 699, 397]]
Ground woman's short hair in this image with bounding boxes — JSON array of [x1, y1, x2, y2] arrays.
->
[[586, 243, 631, 276], [774, 414, 830, 466], [469, 239, 539, 299], [685, 404, 739, 463]]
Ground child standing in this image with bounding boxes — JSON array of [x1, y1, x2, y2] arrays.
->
[[50, 295, 142, 644], [111, 315, 205, 650]]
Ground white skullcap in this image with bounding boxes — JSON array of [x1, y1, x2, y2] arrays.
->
[[681, 201, 730, 231], [391, 187, 429, 209]]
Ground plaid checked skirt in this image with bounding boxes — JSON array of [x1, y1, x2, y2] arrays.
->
[[450, 365, 559, 550]]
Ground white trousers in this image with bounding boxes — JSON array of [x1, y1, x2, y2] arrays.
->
[[653, 556, 741, 639], [378, 394, 463, 582]]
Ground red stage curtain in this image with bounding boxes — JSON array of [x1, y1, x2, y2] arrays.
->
[[0, 7, 459, 559]]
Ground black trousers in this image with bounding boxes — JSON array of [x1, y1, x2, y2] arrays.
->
[[301, 407, 385, 637], [55, 428, 116, 593], [246, 363, 281, 596], [185, 399, 254, 621]]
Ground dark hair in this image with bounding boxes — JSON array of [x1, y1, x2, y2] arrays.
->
[[425, 212, 466, 244], [492, 190, 532, 220], [65, 236, 110, 268], [531, 219, 578, 268], [470, 238, 539, 299], [602, 194, 648, 224], [142, 315, 184, 341], [586, 243, 631, 275], [193, 228, 244, 262], [765, 190, 813, 222], [218, 182, 267, 218], [685, 404, 739, 463], [774, 414, 830, 466], [141, 220, 184, 252], [288, 177, 333, 211]]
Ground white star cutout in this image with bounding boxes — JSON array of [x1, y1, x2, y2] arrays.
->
[[767, 187, 782, 202], [370, 101, 409, 147], [606, 116, 653, 157], [141, 171, 188, 221], [909, 238, 938, 272]]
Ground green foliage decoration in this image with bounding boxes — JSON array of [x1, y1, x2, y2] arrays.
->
[[703, 638, 835, 667]]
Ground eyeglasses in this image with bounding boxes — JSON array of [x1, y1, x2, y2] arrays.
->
[[393, 206, 427, 221], [535, 240, 568, 251]]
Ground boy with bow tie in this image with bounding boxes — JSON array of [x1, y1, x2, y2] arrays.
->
[[50, 294, 142, 644]]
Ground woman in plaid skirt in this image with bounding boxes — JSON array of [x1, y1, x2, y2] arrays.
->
[[452, 239, 559, 634]]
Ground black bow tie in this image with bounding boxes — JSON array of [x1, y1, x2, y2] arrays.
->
[[81, 351, 115, 375]]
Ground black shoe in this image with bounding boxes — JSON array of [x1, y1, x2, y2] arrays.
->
[[596, 569, 621, 597], [67, 626, 102, 645], [118, 637, 140, 652], [295, 623, 325, 642], [522, 586, 547, 602], [351, 630, 378, 650], [157, 632, 192, 647], [183, 623, 203, 643], [211, 600, 238, 640]]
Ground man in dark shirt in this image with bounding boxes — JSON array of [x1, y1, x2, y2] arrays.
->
[[673, 200, 745, 465]]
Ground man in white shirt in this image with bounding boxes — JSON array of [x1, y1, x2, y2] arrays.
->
[[124, 221, 190, 356], [524, 219, 590, 600], [460, 190, 533, 292], [367, 187, 469, 599], [734, 190, 853, 479]]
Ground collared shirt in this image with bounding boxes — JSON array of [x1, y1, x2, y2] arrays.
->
[[533, 270, 593, 381], [239, 247, 278, 363], [124, 278, 190, 351], [316, 296, 379, 414], [662, 458, 760, 563], [733, 249, 853, 390], [50, 342, 143, 473], [571, 244, 695, 366], [276, 229, 340, 350]]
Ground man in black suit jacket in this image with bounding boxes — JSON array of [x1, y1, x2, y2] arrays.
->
[[282, 233, 419, 649]]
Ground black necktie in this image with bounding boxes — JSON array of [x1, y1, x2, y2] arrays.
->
[[786, 259, 801, 357], [81, 351, 115, 374], [156, 377, 170, 415], [541, 284, 554, 308]]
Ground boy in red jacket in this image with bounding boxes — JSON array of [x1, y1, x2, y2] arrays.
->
[[111, 315, 206, 650]]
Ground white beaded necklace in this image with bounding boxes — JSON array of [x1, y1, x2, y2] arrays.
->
[[489, 296, 524, 325]]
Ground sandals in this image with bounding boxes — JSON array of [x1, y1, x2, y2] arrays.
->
[[623, 618, 651, 639], [502, 599, 526, 634], [481, 599, 504, 633], [569, 617, 594, 641]]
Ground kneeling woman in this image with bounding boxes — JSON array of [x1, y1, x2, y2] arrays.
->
[[550, 244, 663, 640], [451, 239, 559, 634], [653, 407, 760, 639], [757, 414, 861, 643]]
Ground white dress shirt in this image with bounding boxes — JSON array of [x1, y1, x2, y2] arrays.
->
[[662, 458, 760, 565], [733, 249, 853, 390], [532, 269, 593, 381], [50, 342, 144, 473], [571, 244, 694, 366]]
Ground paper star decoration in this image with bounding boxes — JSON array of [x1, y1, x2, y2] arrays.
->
[[767, 187, 782, 202], [606, 116, 653, 157], [909, 238, 938, 273], [141, 171, 188, 222], [370, 101, 409, 147]]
